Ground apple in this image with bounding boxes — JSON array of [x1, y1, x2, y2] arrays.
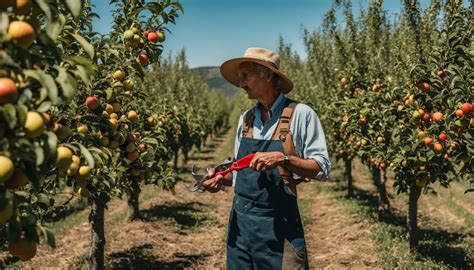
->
[[424, 137, 433, 145], [56, 146, 73, 169], [123, 30, 134, 41], [85, 96, 100, 110], [431, 112, 443, 122], [0, 77, 18, 104], [128, 110, 138, 122], [78, 166, 91, 179], [422, 113, 430, 122], [24, 111, 44, 138], [77, 124, 89, 134], [138, 54, 149, 65], [420, 82, 430, 91], [127, 150, 139, 162], [147, 32, 158, 42], [461, 103, 472, 115], [0, 155, 14, 182], [112, 70, 125, 81], [8, 20, 35, 49], [438, 133, 447, 142], [156, 31, 165, 42]]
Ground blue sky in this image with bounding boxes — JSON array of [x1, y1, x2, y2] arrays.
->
[[91, 0, 432, 68]]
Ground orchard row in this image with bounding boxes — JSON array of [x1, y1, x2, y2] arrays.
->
[[0, 0, 227, 268], [229, 0, 472, 252]]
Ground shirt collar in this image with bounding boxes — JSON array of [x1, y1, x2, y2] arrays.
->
[[254, 92, 286, 118]]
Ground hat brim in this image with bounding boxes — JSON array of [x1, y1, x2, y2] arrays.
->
[[220, 57, 293, 94]]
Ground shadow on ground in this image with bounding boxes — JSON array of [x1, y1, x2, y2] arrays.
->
[[45, 200, 89, 222], [329, 176, 473, 269], [188, 155, 214, 161], [108, 243, 209, 270], [417, 229, 473, 269], [142, 202, 217, 230]]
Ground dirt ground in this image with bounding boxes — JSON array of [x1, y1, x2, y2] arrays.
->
[[8, 132, 382, 269]]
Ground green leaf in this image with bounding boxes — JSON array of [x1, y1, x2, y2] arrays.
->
[[0, 13, 9, 36], [64, 55, 93, 67], [172, 2, 184, 13], [36, 193, 50, 210], [16, 104, 27, 126], [65, 0, 83, 20], [1, 104, 17, 129], [36, 0, 53, 22], [45, 14, 66, 41], [46, 132, 58, 160], [37, 101, 52, 112], [73, 65, 92, 86], [106, 89, 114, 100], [56, 67, 77, 100], [78, 144, 95, 169], [38, 225, 56, 248], [23, 70, 59, 104], [34, 143, 45, 166], [71, 34, 94, 59]]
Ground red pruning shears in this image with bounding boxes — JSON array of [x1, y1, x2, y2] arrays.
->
[[189, 154, 255, 192]]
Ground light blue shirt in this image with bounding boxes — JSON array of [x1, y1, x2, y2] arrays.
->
[[233, 93, 331, 183]]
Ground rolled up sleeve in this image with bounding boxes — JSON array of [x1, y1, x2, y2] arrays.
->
[[299, 106, 331, 180], [232, 113, 245, 186]]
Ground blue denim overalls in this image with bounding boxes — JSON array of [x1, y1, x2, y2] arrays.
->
[[227, 106, 309, 269]]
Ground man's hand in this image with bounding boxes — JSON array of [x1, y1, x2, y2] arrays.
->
[[202, 168, 224, 193], [250, 151, 285, 172]]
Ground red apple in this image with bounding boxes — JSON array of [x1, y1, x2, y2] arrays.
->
[[138, 54, 149, 65], [0, 77, 18, 105], [147, 32, 158, 43], [85, 96, 100, 110], [424, 137, 433, 145], [438, 133, 447, 142], [421, 82, 430, 91], [461, 103, 472, 115], [422, 113, 430, 122]]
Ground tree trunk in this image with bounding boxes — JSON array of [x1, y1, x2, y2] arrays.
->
[[371, 167, 390, 214], [407, 183, 422, 251], [345, 158, 353, 197], [173, 149, 179, 170], [127, 177, 142, 221], [182, 150, 188, 166], [88, 193, 107, 270]]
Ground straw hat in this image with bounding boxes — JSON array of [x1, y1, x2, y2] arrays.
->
[[220, 47, 293, 93]]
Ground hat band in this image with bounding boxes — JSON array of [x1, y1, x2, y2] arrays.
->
[[266, 61, 279, 70]]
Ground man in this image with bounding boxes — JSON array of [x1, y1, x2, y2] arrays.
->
[[202, 47, 330, 269]]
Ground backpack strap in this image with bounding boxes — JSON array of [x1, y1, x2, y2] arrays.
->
[[241, 109, 254, 138]]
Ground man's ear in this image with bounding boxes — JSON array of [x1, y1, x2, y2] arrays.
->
[[266, 72, 274, 83]]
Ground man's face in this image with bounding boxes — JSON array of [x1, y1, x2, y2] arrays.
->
[[237, 62, 269, 99]]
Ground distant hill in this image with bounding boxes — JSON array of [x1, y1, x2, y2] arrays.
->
[[192, 66, 238, 99]]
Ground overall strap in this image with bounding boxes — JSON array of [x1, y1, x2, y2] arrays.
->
[[271, 99, 298, 143], [242, 109, 254, 138], [271, 99, 302, 197]]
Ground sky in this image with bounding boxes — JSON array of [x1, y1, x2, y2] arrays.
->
[[91, 0, 432, 68]]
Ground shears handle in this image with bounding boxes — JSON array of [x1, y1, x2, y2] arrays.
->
[[213, 153, 255, 177]]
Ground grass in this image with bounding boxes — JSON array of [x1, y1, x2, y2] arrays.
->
[[319, 160, 474, 269], [47, 199, 90, 236]]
